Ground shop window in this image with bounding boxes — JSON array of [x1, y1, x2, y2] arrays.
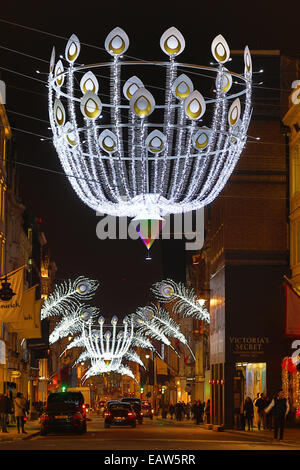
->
[[236, 362, 267, 403]]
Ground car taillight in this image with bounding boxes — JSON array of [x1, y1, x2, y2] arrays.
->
[[104, 411, 111, 417], [140, 412, 143, 416], [40, 415, 50, 422], [72, 414, 82, 420], [128, 412, 135, 417]]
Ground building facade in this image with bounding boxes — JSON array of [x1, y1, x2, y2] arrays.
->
[[205, 51, 293, 428]]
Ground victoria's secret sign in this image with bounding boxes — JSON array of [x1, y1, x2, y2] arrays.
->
[[229, 336, 269, 355]]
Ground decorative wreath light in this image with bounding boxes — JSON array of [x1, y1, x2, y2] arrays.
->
[[48, 27, 252, 222]]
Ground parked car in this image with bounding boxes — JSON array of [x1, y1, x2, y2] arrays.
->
[[142, 401, 154, 419], [120, 397, 143, 424], [104, 401, 136, 428], [40, 392, 87, 436]]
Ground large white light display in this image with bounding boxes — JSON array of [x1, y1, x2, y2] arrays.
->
[[48, 28, 252, 221]]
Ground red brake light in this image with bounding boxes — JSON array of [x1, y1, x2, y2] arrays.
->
[[72, 414, 82, 420], [104, 411, 111, 417], [128, 412, 135, 417], [40, 414, 50, 421]]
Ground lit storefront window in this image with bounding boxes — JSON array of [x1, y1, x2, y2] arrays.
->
[[236, 362, 266, 401]]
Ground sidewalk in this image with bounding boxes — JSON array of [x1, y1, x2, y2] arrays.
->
[[155, 417, 300, 445], [0, 419, 41, 442]]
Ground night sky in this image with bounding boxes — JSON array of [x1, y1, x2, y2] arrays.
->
[[0, 1, 298, 316]]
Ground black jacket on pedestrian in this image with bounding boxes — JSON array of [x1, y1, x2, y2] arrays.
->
[[255, 397, 267, 413], [0, 395, 11, 413]]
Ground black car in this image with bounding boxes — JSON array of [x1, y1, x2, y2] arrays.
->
[[120, 397, 143, 424], [104, 402, 136, 428], [40, 392, 87, 436]]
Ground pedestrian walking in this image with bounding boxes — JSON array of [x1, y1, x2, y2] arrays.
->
[[191, 400, 197, 420], [185, 402, 191, 420], [14, 392, 28, 434], [253, 392, 260, 427], [265, 390, 290, 442], [255, 393, 267, 430], [194, 400, 202, 425], [205, 399, 210, 424], [0, 393, 11, 433], [264, 396, 272, 430], [169, 403, 175, 419], [243, 397, 254, 431]]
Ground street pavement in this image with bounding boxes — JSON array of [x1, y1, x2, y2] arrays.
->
[[0, 414, 300, 451]]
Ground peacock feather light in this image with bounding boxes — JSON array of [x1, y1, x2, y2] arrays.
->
[[41, 276, 99, 320], [151, 278, 210, 322]]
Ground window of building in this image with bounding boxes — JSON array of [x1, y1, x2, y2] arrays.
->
[[236, 362, 267, 403]]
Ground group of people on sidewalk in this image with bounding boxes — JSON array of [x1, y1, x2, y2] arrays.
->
[[160, 399, 211, 425], [243, 390, 290, 442], [0, 392, 29, 434]]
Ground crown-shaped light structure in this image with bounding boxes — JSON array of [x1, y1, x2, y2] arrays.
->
[[48, 27, 252, 220], [79, 315, 136, 381]]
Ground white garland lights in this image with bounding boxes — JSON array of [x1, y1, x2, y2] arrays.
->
[[151, 278, 210, 323], [48, 27, 252, 222]]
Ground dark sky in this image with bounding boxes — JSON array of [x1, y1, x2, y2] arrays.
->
[[0, 1, 298, 316]]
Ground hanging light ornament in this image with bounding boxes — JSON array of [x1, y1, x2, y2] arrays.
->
[[49, 305, 99, 344], [151, 278, 210, 322], [48, 27, 252, 252], [41, 276, 99, 320], [78, 315, 138, 381]]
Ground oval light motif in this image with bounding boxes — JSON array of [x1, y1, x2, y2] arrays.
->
[[80, 71, 99, 94], [76, 280, 92, 295], [142, 308, 154, 320], [80, 92, 102, 120], [123, 76, 144, 101], [54, 60, 64, 87], [111, 315, 118, 325], [184, 90, 206, 120], [63, 121, 78, 147], [98, 316, 105, 325], [211, 34, 230, 64], [49, 47, 55, 75], [217, 69, 232, 93], [244, 46, 252, 76], [105, 27, 129, 56], [81, 308, 93, 321], [145, 130, 166, 154], [192, 127, 211, 151], [159, 283, 174, 298], [54, 99, 66, 127], [160, 27, 185, 56], [65, 34, 80, 63], [172, 74, 194, 100], [228, 98, 241, 127], [130, 87, 155, 119], [99, 130, 118, 154]]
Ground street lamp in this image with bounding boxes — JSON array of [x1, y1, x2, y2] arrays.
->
[[0, 276, 16, 301]]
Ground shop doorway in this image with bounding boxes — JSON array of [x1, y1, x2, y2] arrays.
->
[[236, 362, 267, 403], [234, 362, 267, 429]]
